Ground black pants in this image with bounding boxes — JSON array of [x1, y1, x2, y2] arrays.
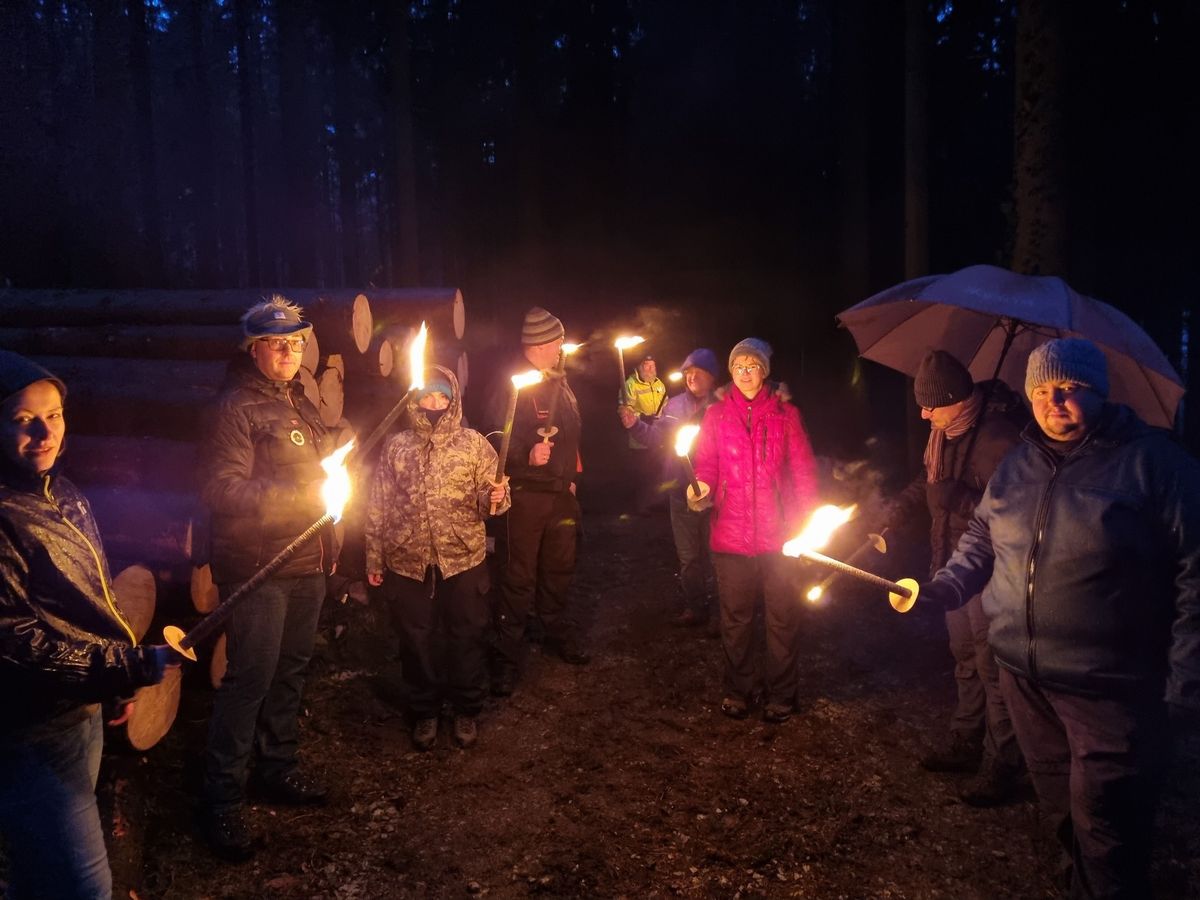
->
[[669, 491, 713, 618], [712, 552, 801, 708], [494, 489, 579, 667], [1000, 669, 1169, 899], [381, 563, 490, 718]]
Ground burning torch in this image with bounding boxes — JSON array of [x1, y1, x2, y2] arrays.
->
[[492, 369, 544, 514], [782, 506, 919, 613], [351, 321, 428, 465], [674, 423, 706, 501], [804, 528, 890, 603], [614, 335, 644, 405], [163, 440, 356, 660]]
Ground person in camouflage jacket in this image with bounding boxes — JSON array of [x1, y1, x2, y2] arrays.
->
[[366, 365, 509, 750]]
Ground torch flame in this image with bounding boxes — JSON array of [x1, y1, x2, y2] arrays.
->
[[782, 504, 857, 557], [674, 424, 701, 458], [668, 371, 683, 383], [614, 335, 645, 351], [806, 585, 824, 603], [511, 369, 543, 390], [320, 440, 356, 523], [408, 322, 428, 391], [562, 342, 582, 355]]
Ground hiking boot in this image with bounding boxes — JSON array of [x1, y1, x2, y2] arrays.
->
[[672, 609, 706, 628], [919, 734, 983, 773], [452, 715, 479, 749], [412, 717, 439, 751], [547, 636, 591, 666], [763, 703, 793, 724], [720, 696, 749, 720], [201, 806, 256, 863], [257, 768, 328, 806], [960, 760, 1023, 808], [491, 665, 518, 697]]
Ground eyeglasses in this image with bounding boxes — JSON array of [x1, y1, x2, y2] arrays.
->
[[732, 364, 761, 376], [258, 337, 308, 353]]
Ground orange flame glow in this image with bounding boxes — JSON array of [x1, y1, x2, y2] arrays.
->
[[614, 335, 645, 351], [782, 504, 857, 557], [320, 440, 356, 523], [408, 322, 428, 391], [511, 369, 543, 390], [674, 424, 701, 458]]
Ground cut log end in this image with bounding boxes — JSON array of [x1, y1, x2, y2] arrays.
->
[[113, 565, 156, 642], [125, 665, 182, 750]]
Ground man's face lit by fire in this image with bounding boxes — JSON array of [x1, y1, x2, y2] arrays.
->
[[524, 337, 563, 372], [250, 334, 307, 382], [730, 355, 765, 399], [637, 359, 657, 381], [1, 380, 65, 476], [921, 398, 967, 431], [1030, 380, 1104, 441], [684, 366, 714, 399]]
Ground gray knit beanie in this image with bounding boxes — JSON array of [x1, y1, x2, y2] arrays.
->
[[0, 350, 67, 404], [1025, 338, 1109, 399], [914, 350, 974, 409], [728, 338, 772, 377], [521, 307, 565, 345]]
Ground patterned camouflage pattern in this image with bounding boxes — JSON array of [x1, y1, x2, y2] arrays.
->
[[365, 365, 509, 581]]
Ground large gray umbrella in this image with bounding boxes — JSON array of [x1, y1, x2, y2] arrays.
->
[[836, 264, 1184, 428]]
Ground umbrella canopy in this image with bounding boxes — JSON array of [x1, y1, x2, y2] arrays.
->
[[836, 264, 1184, 428]]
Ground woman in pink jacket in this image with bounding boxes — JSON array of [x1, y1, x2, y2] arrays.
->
[[691, 338, 817, 723]]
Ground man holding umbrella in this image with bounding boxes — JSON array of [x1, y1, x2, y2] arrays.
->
[[885, 350, 1025, 806], [920, 339, 1200, 899]]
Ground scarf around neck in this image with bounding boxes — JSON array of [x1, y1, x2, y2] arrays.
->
[[923, 386, 984, 482]]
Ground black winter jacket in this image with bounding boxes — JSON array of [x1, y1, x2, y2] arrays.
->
[[892, 398, 1023, 573], [489, 358, 581, 494], [0, 464, 162, 735], [933, 404, 1200, 708], [202, 356, 332, 584]]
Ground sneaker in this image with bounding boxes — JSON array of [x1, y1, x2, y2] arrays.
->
[[201, 806, 256, 863], [452, 715, 478, 749], [960, 760, 1023, 808], [919, 734, 983, 773], [763, 703, 793, 724], [547, 636, 591, 666], [720, 696, 749, 720], [412, 717, 439, 751], [491, 665, 518, 697], [257, 769, 328, 806]]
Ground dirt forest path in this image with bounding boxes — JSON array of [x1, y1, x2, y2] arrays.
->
[[134, 511, 1198, 899]]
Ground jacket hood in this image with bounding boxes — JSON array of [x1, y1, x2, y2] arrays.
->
[[408, 364, 462, 437]]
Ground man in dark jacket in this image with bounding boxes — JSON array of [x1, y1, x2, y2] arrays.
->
[[491, 307, 586, 696], [200, 297, 333, 861], [888, 350, 1024, 806], [921, 338, 1200, 899], [0, 351, 180, 898], [620, 347, 719, 628]]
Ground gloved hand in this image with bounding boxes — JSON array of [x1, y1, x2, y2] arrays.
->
[[917, 579, 959, 610], [686, 480, 712, 512], [142, 643, 187, 684]]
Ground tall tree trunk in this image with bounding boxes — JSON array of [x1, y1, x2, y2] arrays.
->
[[234, 0, 261, 286], [128, 0, 164, 285], [832, 0, 870, 305], [388, 4, 420, 285], [332, 9, 360, 286], [278, 0, 318, 285], [1012, 0, 1066, 275], [903, 0, 929, 279], [90, 0, 132, 285], [181, 1, 220, 286]]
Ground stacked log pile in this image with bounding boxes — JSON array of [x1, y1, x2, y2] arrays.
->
[[0, 287, 467, 605]]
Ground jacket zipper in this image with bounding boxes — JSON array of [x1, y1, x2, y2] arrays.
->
[[44, 478, 138, 645], [1023, 455, 1062, 680]]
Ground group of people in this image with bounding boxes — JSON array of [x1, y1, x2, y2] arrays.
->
[[1, 285, 1198, 898]]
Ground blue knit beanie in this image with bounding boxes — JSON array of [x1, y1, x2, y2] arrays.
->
[[681, 348, 719, 378], [415, 373, 454, 402], [1025, 339, 1109, 399]]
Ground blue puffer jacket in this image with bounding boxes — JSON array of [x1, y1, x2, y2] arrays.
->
[[933, 404, 1200, 708], [0, 465, 161, 734]]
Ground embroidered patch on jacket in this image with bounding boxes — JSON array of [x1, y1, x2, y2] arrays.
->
[[289, 429, 306, 446]]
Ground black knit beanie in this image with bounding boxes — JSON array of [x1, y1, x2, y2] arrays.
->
[[0, 350, 67, 404], [913, 350, 973, 409]]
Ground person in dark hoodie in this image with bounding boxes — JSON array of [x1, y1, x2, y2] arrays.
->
[[366, 366, 509, 752], [921, 338, 1200, 899], [885, 350, 1025, 807], [199, 296, 333, 862], [490, 307, 586, 697], [0, 350, 181, 899]]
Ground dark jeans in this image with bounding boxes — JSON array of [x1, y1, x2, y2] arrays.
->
[[712, 552, 801, 708], [0, 707, 111, 899], [495, 489, 579, 667], [669, 492, 713, 619], [204, 573, 325, 810], [381, 563, 490, 718], [999, 669, 1169, 899], [946, 593, 1022, 771]]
